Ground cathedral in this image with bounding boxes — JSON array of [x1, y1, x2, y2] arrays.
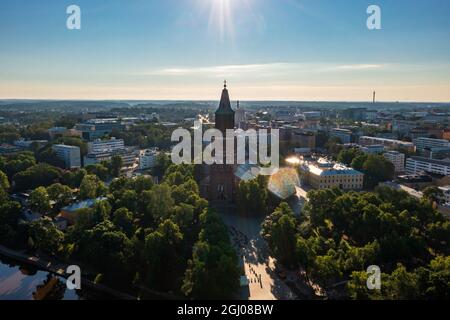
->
[[200, 82, 237, 202]]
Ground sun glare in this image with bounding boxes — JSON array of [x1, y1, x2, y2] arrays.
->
[[193, 0, 256, 42]]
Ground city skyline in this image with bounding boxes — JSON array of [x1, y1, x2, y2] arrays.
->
[[1, 0, 450, 101]]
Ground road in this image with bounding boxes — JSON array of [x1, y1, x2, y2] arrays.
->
[[219, 213, 297, 300]]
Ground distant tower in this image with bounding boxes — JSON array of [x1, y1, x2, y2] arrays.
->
[[373, 91, 376, 103]]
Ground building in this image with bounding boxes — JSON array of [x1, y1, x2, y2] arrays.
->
[[201, 82, 236, 202], [139, 149, 159, 170], [405, 156, 450, 176], [360, 144, 385, 155], [48, 127, 82, 140], [234, 101, 247, 129], [0, 144, 22, 155], [59, 197, 108, 224], [84, 148, 138, 167], [52, 144, 81, 169], [384, 151, 405, 173], [359, 136, 415, 152], [14, 139, 48, 149], [75, 119, 125, 141], [330, 128, 352, 144], [299, 157, 364, 190], [413, 137, 450, 152], [292, 131, 316, 149], [88, 137, 125, 154]]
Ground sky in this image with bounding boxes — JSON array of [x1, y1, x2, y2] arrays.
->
[[1, 0, 450, 102]]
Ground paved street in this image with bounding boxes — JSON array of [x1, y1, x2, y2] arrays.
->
[[219, 212, 297, 300]]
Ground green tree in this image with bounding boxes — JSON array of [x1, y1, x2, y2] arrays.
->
[[423, 186, 444, 204], [27, 217, 64, 255], [0, 170, 10, 191], [113, 207, 134, 236], [29, 187, 52, 215], [362, 155, 395, 188], [79, 174, 105, 200], [261, 202, 298, 268], [47, 183, 73, 210], [110, 155, 123, 177], [144, 219, 184, 291]]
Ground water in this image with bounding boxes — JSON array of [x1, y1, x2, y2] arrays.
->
[[0, 254, 106, 300]]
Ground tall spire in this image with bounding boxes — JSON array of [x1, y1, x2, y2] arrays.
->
[[216, 81, 234, 115]]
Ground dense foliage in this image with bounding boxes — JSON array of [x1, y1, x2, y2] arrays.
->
[[261, 187, 450, 299]]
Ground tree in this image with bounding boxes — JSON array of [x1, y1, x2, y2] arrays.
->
[[144, 183, 174, 223], [29, 187, 52, 215], [0, 170, 9, 191], [182, 210, 239, 299], [85, 164, 109, 181], [27, 217, 64, 255], [144, 219, 184, 291], [112, 208, 134, 236], [47, 183, 73, 210], [337, 148, 361, 166], [423, 186, 444, 204], [13, 163, 61, 191], [79, 174, 105, 200], [261, 202, 298, 268], [61, 169, 86, 188], [362, 154, 395, 188], [236, 178, 268, 216], [76, 221, 133, 280], [110, 155, 123, 178]]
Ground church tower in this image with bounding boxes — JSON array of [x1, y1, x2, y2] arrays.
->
[[215, 81, 235, 132], [208, 81, 236, 202]]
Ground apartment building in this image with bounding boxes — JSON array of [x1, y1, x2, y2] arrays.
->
[[405, 157, 450, 176]]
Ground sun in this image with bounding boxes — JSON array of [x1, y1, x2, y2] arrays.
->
[[193, 0, 256, 42]]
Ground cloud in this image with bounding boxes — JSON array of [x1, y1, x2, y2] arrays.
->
[[147, 62, 388, 78], [150, 63, 292, 77], [334, 64, 385, 70]]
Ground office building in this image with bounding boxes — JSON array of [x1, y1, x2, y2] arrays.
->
[[52, 144, 81, 169], [413, 137, 450, 152], [88, 137, 125, 154], [405, 157, 450, 176]]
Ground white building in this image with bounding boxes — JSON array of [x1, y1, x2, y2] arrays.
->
[[384, 151, 405, 173], [88, 137, 125, 154], [52, 144, 81, 169], [413, 137, 450, 152], [405, 157, 450, 176], [139, 149, 159, 170]]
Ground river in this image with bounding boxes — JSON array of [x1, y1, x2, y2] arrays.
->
[[0, 254, 109, 300]]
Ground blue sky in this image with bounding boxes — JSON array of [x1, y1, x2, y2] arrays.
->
[[1, 0, 450, 101]]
